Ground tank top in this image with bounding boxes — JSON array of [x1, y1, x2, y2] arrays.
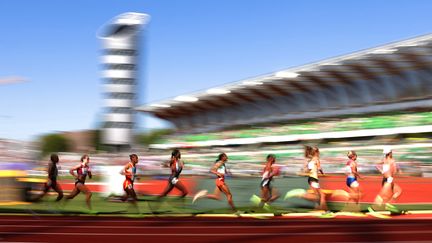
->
[[125, 162, 136, 181], [346, 160, 355, 177], [172, 160, 182, 178], [308, 159, 318, 179], [77, 163, 90, 182], [217, 163, 226, 179]]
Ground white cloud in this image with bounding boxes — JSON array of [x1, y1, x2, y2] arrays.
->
[[0, 76, 28, 85]]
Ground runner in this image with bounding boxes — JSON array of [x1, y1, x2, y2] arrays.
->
[[158, 149, 188, 198], [193, 153, 237, 212], [285, 146, 327, 211], [65, 154, 93, 211], [346, 150, 362, 204], [369, 147, 403, 213], [120, 154, 139, 209], [34, 154, 64, 202], [250, 154, 280, 210]]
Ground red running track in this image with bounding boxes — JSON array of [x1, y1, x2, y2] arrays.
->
[[2, 215, 432, 242], [58, 177, 197, 196], [321, 175, 432, 203]]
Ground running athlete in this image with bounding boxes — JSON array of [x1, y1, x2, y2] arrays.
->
[[121, 154, 139, 206], [159, 149, 188, 198], [193, 153, 237, 212], [65, 154, 93, 210], [346, 150, 362, 204], [370, 147, 402, 212], [251, 154, 280, 209], [285, 146, 327, 210], [34, 154, 64, 202]]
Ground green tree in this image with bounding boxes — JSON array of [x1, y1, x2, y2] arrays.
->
[[91, 129, 104, 152], [40, 134, 71, 156], [136, 129, 173, 146]]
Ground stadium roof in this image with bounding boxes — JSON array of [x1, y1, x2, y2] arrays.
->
[[137, 34, 432, 120]]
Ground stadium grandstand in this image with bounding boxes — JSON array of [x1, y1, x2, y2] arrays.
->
[[136, 33, 432, 176], [139, 33, 432, 147]]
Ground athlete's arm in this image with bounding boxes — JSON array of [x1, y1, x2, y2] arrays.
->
[[69, 164, 81, 179], [226, 165, 233, 176], [211, 162, 223, 177], [170, 160, 176, 176], [375, 160, 384, 174], [302, 160, 309, 172], [88, 167, 92, 179], [47, 163, 54, 180], [317, 160, 324, 175], [395, 162, 403, 175], [352, 163, 362, 179], [121, 163, 130, 175]]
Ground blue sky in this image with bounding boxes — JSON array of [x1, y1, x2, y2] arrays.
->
[[1, 0, 432, 141]]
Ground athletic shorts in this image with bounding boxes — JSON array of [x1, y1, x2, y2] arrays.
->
[[346, 176, 359, 188], [260, 179, 272, 189], [169, 176, 179, 185], [74, 180, 85, 186], [123, 179, 134, 190], [382, 177, 394, 185], [308, 177, 320, 189], [216, 178, 225, 188]]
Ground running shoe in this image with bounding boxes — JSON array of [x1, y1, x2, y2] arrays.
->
[[385, 203, 400, 214], [263, 203, 272, 212], [192, 190, 208, 203], [284, 189, 306, 200], [250, 194, 262, 206]]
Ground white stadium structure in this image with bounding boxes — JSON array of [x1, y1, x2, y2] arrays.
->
[[138, 34, 432, 150], [98, 12, 150, 149]]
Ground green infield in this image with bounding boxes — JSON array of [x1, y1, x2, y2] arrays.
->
[[1, 177, 432, 216]]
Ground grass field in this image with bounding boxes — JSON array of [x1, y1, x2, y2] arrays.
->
[[2, 177, 432, 216]]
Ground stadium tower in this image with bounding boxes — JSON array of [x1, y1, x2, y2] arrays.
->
[[98, 12, 150, 151]]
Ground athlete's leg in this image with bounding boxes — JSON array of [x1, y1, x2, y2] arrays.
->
[[159, 181, 175, 198], [260, 186, 270, 203], [124, 187, 138, 212], [380, 183, 393, 205], [174, 180, 188, 197], [206, 186, 222, 200], [316, 188, 327, 210], [34, 184, 51, 201], [219, 184, 236, 211], [52, 183, 64, 201], [392, 183, 402, 201], [65, 186, 81, 200], [268, 187, 280, 203], [77, 184, 92, 210]]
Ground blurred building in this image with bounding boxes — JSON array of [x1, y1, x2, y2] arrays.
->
[[138, 34, 432, 150], [98, 12, 150, 151]]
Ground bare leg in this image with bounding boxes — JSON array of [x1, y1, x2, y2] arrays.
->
[[34, 185, 50, 202], [159, 182, 174, 198], [66, 186, 80, 200], [260, 186, 270, 204], [318, 189, 328, 211], [219, 184, 236, 211], [77, 184, 92, 210], [205, 186, 222, 200], [348, 186, 360, 204], [53, 183, 64, 201], [174, 181, 188, 197], [267, 187, 280, 203], [380, 183, 394, 205], [391, 183, 402, 202]]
